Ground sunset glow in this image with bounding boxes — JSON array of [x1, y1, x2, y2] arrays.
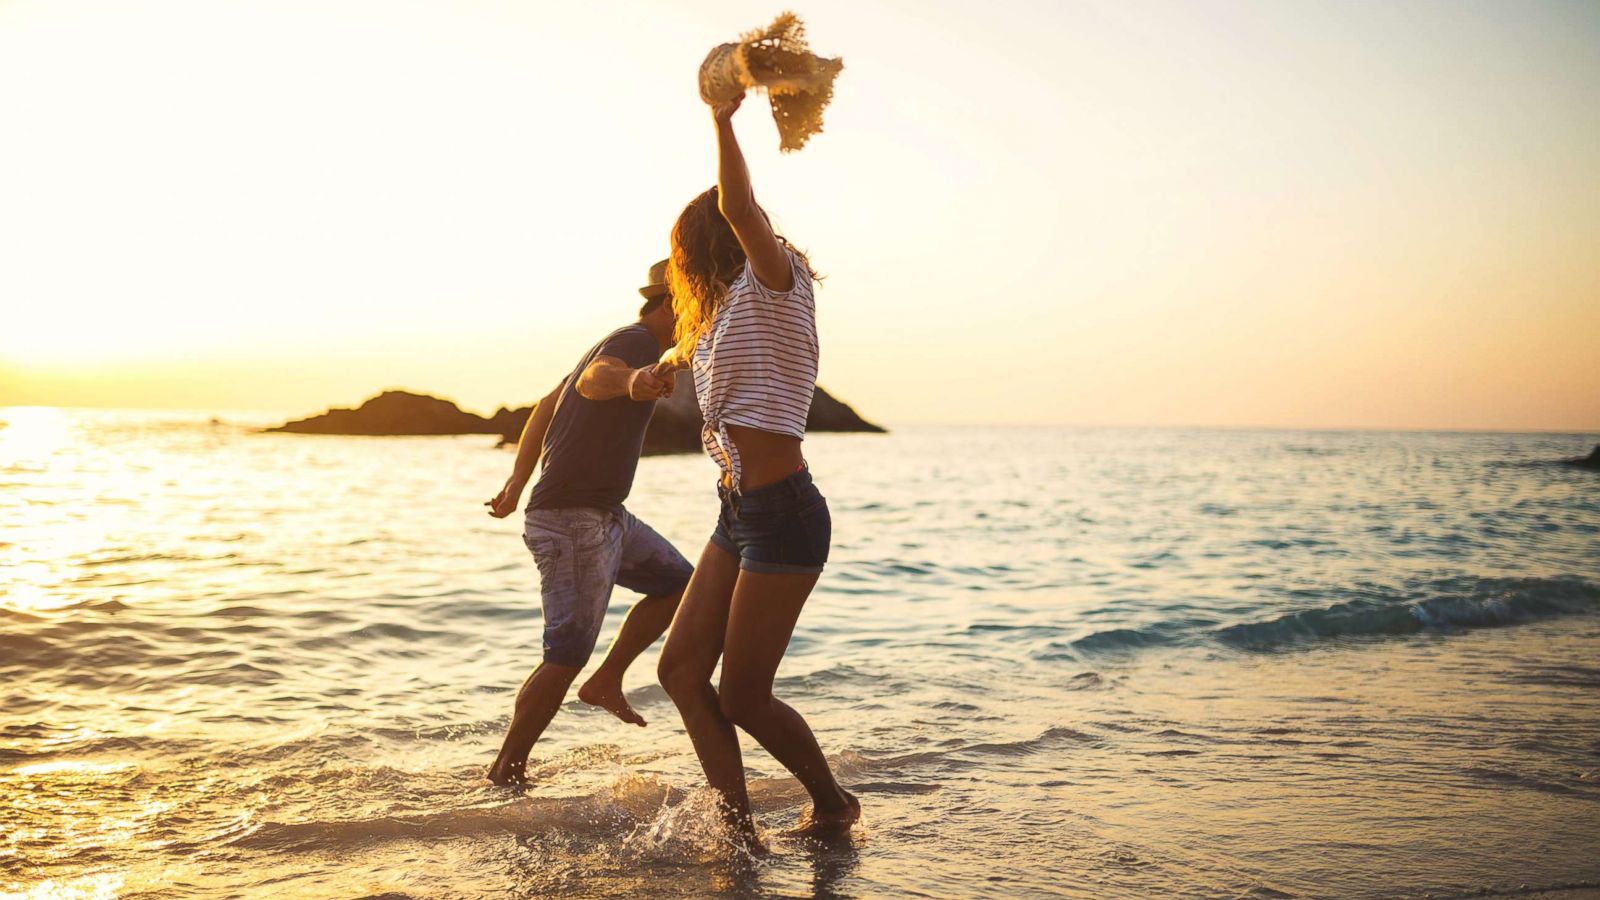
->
[[2, 0, 1597, 428]]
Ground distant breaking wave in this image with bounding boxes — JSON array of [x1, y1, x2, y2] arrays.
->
[[1068, 576, 1600, 654]]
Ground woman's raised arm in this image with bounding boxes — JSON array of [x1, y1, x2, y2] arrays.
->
[[712, 94, 794, 293]]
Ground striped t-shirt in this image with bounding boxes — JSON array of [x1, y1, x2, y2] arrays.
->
[[692, 250, 818, 484]]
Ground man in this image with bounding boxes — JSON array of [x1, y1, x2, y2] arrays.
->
[[483, 260, 690, 786]]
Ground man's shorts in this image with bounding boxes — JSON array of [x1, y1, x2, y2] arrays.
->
[[523, 506, 693, 668]]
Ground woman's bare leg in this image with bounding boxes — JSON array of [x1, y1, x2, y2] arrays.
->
[[717, 569, 858, 834], [656, 542, 758, 843]]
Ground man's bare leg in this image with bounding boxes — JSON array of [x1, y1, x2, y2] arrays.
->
[[577, 590, 682, 726], [487, 661, 581, 785]]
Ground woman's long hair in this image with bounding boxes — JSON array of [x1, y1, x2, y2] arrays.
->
[[667, 186, 815, 361]]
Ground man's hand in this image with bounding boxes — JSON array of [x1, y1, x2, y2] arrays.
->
[[628, 366, 674, 401], [485, 475, 526, 518]]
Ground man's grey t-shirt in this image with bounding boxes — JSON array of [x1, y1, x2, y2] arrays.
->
[[528, 324, 660, 511]]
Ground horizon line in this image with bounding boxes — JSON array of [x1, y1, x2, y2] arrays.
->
[[2, 403, 1596, 437]]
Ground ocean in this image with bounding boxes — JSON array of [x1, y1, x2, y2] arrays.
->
[[3, 408, 1598, 898]]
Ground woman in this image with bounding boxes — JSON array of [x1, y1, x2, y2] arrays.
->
[[655, 91, 859, 847]]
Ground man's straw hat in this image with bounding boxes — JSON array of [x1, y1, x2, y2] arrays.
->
[[639, 259, 670, 300]]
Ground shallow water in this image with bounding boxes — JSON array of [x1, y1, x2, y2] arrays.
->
[[3, 409, 1598, 898]]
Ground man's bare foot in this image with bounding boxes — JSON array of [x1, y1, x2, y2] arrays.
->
[[788, 790, 860, 838], [577, 675, 646, 726], [486, 759, 530, 786]]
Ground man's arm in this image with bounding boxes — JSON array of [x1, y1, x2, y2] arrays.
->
[[486, 380, 564, 518], [575, 356, 673, 402]]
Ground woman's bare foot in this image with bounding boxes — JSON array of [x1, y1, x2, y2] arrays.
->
[[724, 811, 769, 856], [577, 674, 646, 726], [485, 759, 530, 787], [788, 790, 860, 837], [738, 831, 771, 856]]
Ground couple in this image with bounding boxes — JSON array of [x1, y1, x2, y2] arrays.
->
[[483, 93, 859, 845]]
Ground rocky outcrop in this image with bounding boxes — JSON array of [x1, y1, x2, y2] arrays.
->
[[807, 385, 886, 434], [1566, 444, 1600, 471], [640, 373, 707, 455], [267, 390, 501, 435], [268, 380, 885, 455], [484, 405, 532, 442]]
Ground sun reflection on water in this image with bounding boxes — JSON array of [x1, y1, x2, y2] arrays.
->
[[0, 407, 72, 463], [2, 407, 80, 615], [12, 761, 131, 778], [0, 570, 81, 615], [2, 873, 126, 900], [1, 407, 153, 615]]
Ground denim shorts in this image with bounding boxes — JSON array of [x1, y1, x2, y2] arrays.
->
[[524, 506, 693, 667], [710, 468, 831, 575]]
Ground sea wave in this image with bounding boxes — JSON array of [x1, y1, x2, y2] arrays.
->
[[1065, 576, 1600, 654]]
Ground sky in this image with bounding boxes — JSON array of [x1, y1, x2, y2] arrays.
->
[[1, 0, 1597, 429]]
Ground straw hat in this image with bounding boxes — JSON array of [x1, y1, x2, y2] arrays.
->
[[695, 13, 843, 153], [699, 43, 748, 105], [639, 259, 670, 300]]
